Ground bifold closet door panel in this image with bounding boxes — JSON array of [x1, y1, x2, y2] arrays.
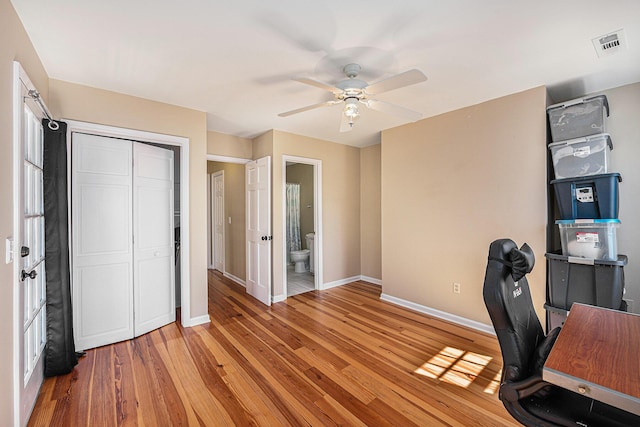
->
[[133, 142, 175, 337], [72, 134, 134, 351]]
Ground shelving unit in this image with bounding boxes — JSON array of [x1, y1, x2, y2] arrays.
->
[[544, 95, 627, 331]]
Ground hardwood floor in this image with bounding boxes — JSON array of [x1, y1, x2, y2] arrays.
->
[[28, 270, 518, 426]]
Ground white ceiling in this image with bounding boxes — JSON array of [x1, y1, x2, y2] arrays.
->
[[11, 0, 640, 147]]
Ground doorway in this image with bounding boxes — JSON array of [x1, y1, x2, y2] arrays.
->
[[283, 156, 322, 297], [206, 156, 250, 287]]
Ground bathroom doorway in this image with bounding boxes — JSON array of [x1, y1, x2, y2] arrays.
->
[[283, 156, 322, 297]]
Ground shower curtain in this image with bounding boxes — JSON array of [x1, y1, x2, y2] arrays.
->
[[286, 183, 301, 255]]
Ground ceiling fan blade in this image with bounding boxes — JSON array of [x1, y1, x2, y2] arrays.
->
[[339, 111, 354, 133], [365, 99, 423, 122], [293, 77, 341, 93], [278, 100, 338, 117], [365, 69, 427, 95]]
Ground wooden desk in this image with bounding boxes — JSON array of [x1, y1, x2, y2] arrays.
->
[[543, 303, 640, 416]]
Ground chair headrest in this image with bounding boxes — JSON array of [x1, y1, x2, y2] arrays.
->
[[510, 243, 535, 282], [488, 239, 535, 282]]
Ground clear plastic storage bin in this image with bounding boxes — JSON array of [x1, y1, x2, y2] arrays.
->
[[549, 133, 612, 179], [547, 95, 609, 142], [556, 219, 620, 261]]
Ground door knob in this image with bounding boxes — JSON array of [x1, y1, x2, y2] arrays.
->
[[21, 269, 37, 281], [21, 246, 30, 257]]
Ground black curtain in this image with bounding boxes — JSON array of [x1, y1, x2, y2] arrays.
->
[[43, 119, 79, 376]]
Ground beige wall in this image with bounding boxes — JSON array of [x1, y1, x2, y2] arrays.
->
[[286, 163, 315, 246], [265, 130, 361, 298], [49, 79, 210, 323], [360, 144, 382, 280], [0, 0, 50, 422], [208, 161, 246, 280], [595, 82, 640, 313], [207, 130, 252, 159], [382, 87, 548, 325]]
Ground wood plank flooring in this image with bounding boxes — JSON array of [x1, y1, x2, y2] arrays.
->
[[28, 270, 518, 426]]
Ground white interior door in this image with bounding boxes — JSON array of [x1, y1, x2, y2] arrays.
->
[[213, 171, 224, 272], [72, 134, 134, 351], [14, 66, 46, 426], [246, 157, 272, 305], [133, 143, 175, 337]]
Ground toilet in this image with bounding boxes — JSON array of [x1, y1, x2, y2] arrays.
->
[[290, 249, 310, 273], [305, 232, 315, 274]]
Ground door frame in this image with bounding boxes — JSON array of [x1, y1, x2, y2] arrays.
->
[[65, 120, 192, 327], [205, 154, 251, 280], [281, 155, 323, 296]]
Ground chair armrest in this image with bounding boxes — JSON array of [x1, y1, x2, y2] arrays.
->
[[500, 375, 549, 402]]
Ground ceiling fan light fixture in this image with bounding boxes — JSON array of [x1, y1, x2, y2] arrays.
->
[[344, 102, 360, 119]]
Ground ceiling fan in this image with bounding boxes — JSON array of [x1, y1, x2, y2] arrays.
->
[[278, 63, 427, 132]]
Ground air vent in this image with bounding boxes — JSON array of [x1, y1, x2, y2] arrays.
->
[[592, 29, 627, 58]]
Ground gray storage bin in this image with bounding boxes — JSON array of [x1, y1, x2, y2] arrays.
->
[[547, 95, 609, 142]]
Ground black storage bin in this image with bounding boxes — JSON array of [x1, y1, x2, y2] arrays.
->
[[551, 173, 621, 219], [545, 252, 626, 310]]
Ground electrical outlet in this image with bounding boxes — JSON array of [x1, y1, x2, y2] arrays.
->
[[453, 282, 461, 294]]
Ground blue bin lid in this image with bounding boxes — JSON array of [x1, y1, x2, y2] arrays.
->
[[555, 219, 621, 225]]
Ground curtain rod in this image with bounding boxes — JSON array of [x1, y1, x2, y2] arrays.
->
[[27, 89, 59, 130]]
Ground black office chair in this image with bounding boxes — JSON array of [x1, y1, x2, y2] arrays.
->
[[482, 238, 640, 426]]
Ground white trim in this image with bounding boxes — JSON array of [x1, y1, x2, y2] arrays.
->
[[12, 59, 22, 427], [360, 276, 382, 286], [223, 272, 245, 287], [282, 155, 323, 298], [206, 154, 250, 164], [321, 276, 361, 290], [272, 294, 286, 303], [182, 314, 211, 327], [380, 293, 496, 335], [63, 120, 196, 327]]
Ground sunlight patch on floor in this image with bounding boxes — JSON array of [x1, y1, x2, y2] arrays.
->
[[484, 369, 502, 395], [414, 346, 493, 390]]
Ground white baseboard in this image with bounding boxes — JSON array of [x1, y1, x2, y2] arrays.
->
[[272, 294, 286, 303], [183, 314, 211, 327], [321, 276, 361, 290], [360, 275, 382, 286], [380, 293, 495, 335], [224, 272, 245, 287]]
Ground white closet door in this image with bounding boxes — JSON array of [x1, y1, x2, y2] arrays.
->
[[72, 134, 134, 351], [133, 143, 175, 337]]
